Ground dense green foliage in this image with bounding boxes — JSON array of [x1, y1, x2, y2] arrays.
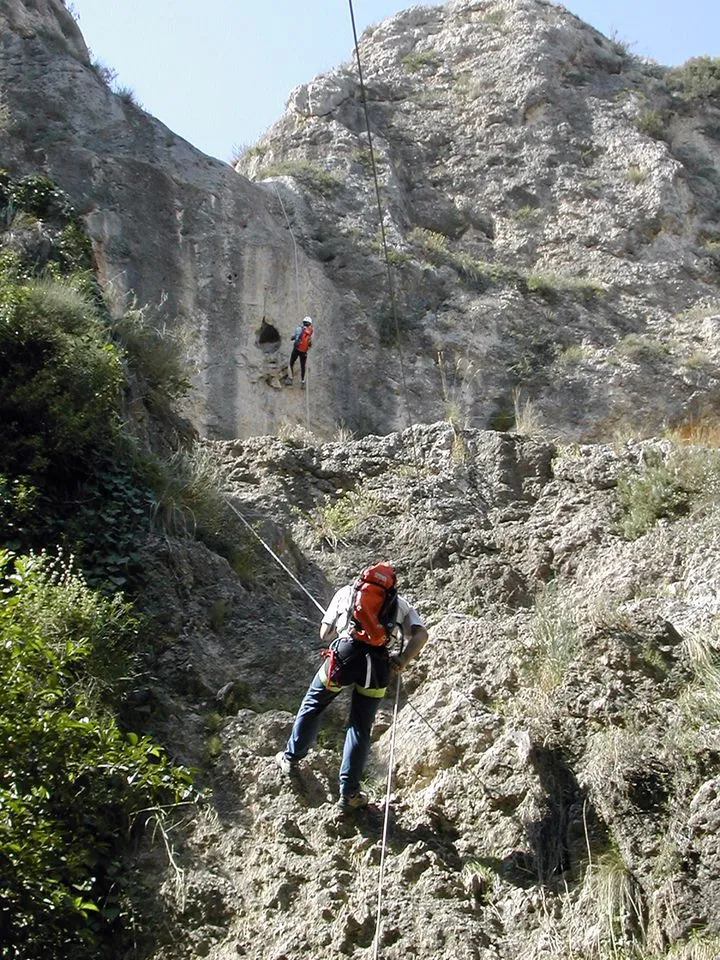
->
[[0, 275, 123, 478], [0, 550, 195, 958], [0, 173, 154, 588], [0, 172, 200, 956]]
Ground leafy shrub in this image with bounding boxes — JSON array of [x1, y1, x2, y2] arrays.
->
[[0, 550, 195, 958], [90, 57, 118, 87], [667, 56, 720, 102], [60, 459, 152, 590], [254, 160, 343, 196], [150, 443, 230, 539], [149, 443, 259, 573], [615, 446, 720, 539], [636, 109, 667, 139], [401, 49, 440, 72], [5, 174, 75, 222], [0, 475, 41, 550], [0, 275, 123, 478], [111, 304, 192, 409], [483, 8, 507, 26], [510, 204, 541, 221], [115, 85, 142, 108], [408, 227, 516, 289], [612, 332, 669, 364], [312, 489, 381, 549], [556, 344, 593, 367]]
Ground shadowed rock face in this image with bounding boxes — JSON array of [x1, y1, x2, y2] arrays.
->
[[2, 0, 719, 444]]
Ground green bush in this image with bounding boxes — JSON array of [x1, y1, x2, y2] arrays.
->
[[5, 174, 75, 222], [0, 275, 123, 478], [636, 109, 667, 139], [111, 305, 192, 411], [667, 56, 720, 102], [254, 160, 343, 196], [617, 460, 688, 539], [401, 49, 440, 72], [0, 550, 195, 958]]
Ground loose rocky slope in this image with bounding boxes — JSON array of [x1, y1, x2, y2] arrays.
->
[[130, 422, 720, 960]]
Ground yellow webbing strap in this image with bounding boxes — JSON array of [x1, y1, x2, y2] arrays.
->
[[354, 684, 387, 698]]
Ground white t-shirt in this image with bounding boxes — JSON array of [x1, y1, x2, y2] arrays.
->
[[322, 583, 424, 643]]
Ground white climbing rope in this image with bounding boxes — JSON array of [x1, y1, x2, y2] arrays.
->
[[273, 185, 301, 321], [372, 673, 402, 959], [225, 498, 325, 615]]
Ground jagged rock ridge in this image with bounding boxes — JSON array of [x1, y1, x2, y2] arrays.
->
[[238, 0, 720, 439]]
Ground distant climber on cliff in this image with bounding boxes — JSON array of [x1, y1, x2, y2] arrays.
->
[[284, 316, 313, 387], [275, 561, 428, 812]]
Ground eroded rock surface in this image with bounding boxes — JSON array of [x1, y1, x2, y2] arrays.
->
[[131, 423, 720, 959]]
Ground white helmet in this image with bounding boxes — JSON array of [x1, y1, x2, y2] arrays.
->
[[302, 316, 313, 325]]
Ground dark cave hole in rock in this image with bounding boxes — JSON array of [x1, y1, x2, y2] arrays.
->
[[257, 319, 281, 354]]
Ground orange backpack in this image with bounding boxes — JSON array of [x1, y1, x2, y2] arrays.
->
[[350, 562, 398, 646], [296, 323, 313, 352]]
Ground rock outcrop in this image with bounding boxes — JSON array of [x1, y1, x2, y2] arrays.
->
[[131, 422, 720, 960], [1, 0, 719, 441]]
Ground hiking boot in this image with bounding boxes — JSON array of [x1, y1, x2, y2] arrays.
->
[[300, 379, 306, 389], [337, 790, 369, 812], [275, 751, 298, 775]]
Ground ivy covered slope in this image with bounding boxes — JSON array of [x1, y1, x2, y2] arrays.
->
[[0, 173, 196, 959]]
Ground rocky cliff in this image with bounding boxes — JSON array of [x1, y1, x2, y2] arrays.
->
[[129, 422, 720, 960], [0, 0, 346, 438], [2, 3, 720, 958], [237, 0, 720, 440], [1, 0, 719, 442]]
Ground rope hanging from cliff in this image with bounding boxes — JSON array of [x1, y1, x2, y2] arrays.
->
[[273, 184, 302, 321], [347, 0, 421, 471], [274, 185, 312, 429], [225, 499, 326, 615], [372, 673, 402, 959]]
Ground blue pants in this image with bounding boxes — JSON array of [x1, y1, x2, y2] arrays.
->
[[284, 670, 384, 797]]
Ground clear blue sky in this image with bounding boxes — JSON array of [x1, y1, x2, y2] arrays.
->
[[68, 0, 719, 163]]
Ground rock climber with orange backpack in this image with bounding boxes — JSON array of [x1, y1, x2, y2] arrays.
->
[[285, 316, 314, 387], [276, 562, 428, 811]]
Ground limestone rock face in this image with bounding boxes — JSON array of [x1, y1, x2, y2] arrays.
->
[[0, 0, 344, 439], [1, 0, 719, 441], [239, 0, 720, 440]]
